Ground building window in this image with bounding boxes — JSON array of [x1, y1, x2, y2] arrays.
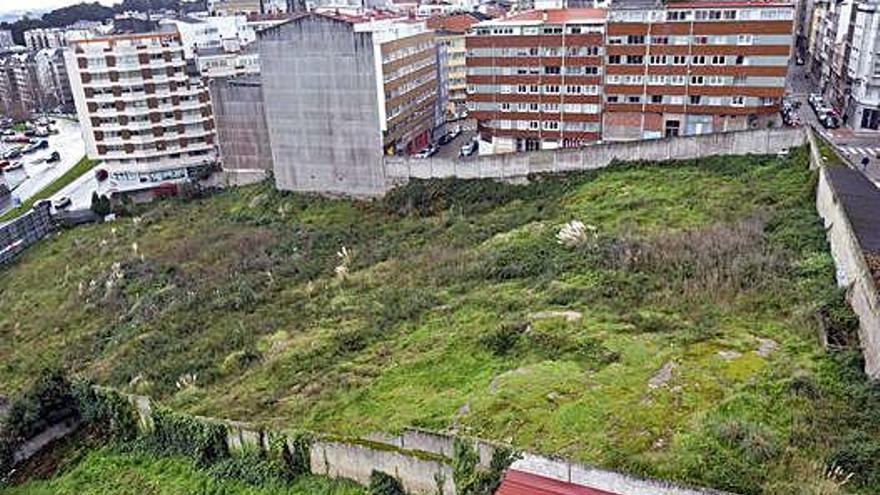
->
[[608, 55, 622, 64], [694, 36, 709, 45], [651, 36, 669, 45], [735, 55, 747, 65], [689, 95, 702, 105], [651, 94, 663, 103], [542, 121, 559, 130], [627, 95, 642, 103], [737, 34, 753, 45], [711, 55, 725, 65], [731, 95, 745, 106], [545, 66, 560, 74], [627, 35, 645, 44], [649, 55, 667, 65], [672, 55, 687, 65], [665, 120, 680, 137], [690, 75, 705, 85], [692, 55, 706, 64], [607, 95, 620, 103], [529, 121, 540, 130]]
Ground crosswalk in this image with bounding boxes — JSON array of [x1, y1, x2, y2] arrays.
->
[[839, 146, 880, 162]]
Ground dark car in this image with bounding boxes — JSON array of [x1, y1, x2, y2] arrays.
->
[[46, 151, 60, 163]]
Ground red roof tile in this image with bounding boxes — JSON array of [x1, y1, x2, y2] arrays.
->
[[495, 470, 623, 495], [426, 13, 481, 33], [502, 8, 606, 23]]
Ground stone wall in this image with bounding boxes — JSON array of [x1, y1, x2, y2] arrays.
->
[[385, 127, 806, 183], [812, 128, 880, 378], [0, 201, 52, 266]]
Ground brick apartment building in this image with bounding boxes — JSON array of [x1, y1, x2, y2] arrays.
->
[[467, 0, 795, 154], [66, 32, 217, 186]]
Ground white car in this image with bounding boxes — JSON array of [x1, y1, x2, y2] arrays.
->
[[53, 196, 72, 210], [413, 145, 438, 158], [460, 140, 477, 157]]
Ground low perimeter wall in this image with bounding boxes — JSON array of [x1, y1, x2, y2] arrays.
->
[[0, 201, 52, 266], [116, 391, 728, 495], [811, 129, 880, 378], [385, 127, 806, 182]]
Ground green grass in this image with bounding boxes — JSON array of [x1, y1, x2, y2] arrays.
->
[[1, 148, 879, 494], [0, 448, 364, 495], [0, 155, 97, 222]]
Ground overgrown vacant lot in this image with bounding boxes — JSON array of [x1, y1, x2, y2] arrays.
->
[[2, 445, 364, 495], [2, 148, 880, 493]]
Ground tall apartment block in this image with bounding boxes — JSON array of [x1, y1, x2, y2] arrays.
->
[[0, 53, 45, 121], [428, 13, 483, 120], [259, 13, 438, 195], [66, 32, 217, 187], [848, 0, 880, 130], [467, 1, 794, 154]]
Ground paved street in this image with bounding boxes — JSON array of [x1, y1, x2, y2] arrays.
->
[[787, 62, 880, 182], [435, 118, 477, 160], [0, 119, 86, 212]]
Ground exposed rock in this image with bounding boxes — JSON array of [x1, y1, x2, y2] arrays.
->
[[529, 310, 583, 322], [648, 361, 677, 389], [489, 367, 530, 393], [756, 338, 779, 357], [718, 350, 742, 360]]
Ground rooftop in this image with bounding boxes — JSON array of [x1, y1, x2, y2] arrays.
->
[[481, 8, 606, 24]]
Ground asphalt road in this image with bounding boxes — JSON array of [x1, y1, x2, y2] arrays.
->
[[786, 63, 880, 182], [0, 119, 86, 212], [435, 118, 478, 160]]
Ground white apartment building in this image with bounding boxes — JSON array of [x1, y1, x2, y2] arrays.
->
[[66, 32, 217, 187], [846, 1, 880, 130], [160, 15, 260, 78]]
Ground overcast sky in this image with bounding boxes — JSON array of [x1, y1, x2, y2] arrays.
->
[[0, 0, 118, 16]]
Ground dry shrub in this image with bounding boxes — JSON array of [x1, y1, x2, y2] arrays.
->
[[607, 213, 787, 302]]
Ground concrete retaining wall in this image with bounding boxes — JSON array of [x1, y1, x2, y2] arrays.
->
[[311, 439, 455, 495], [385, 127, 806, 182], [812, 128, 880, 378], [0, 201, 52, 266]]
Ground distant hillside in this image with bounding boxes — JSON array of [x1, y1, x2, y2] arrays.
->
[[0, 0, 180, 44]]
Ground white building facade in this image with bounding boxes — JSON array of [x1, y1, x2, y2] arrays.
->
[[66, 32, 217, 187]]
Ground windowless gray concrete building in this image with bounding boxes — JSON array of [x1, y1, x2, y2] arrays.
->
[[258, 13, 438, 196]]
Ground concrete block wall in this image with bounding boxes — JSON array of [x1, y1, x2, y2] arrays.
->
[[310, 439, 456, 495], [209, 77, 274, 172], [0, 201, 52, 266], [812, 128, 880, 378], [385, 127, 806, 183]]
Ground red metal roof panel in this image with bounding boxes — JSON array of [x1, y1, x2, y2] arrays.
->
[[496, 470, 623, 495]]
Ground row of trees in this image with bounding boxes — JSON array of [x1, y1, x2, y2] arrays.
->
[[0, 0, 188, 45]]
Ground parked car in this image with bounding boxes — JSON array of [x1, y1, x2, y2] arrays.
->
[[53, 196, 72, 210], [460, 140, 477, 157], [796, 57, 805, 65], [4, 161, 23, 172], [821, 114, 840, 129], [34, 127, 50, 138], [46, 151, 61, 163], [776, 148, 790, 158], [414, 145, 438, 158], [3, 147, 22, 159]]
